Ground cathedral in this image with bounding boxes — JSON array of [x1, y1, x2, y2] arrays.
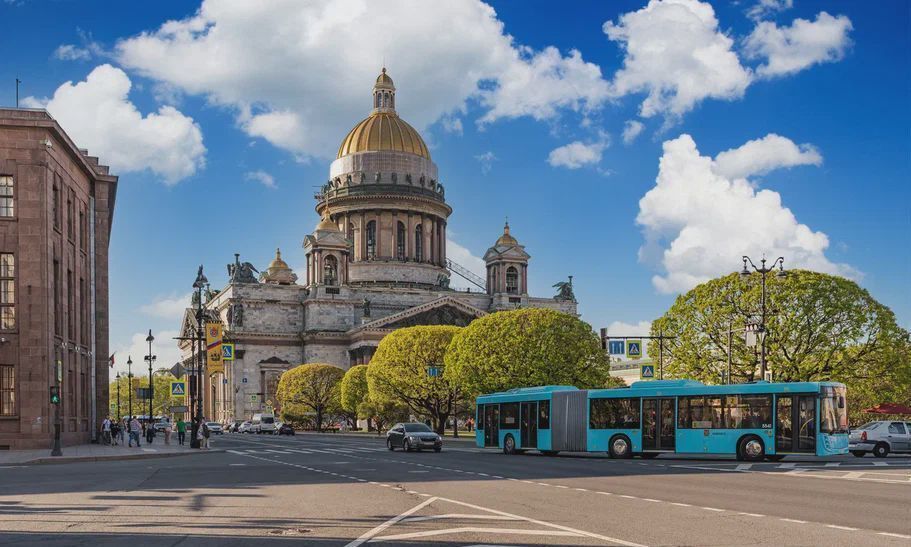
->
[[178, 69, 577, 423]]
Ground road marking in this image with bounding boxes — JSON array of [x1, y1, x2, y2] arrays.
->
[[778, 463, 797, 468], [824, 462, 841, 467], [402, 514, 520, 523], [574, 488, 589, 492], [826, 525, 859, 531], [228, 463, 246, 466], [408, 470, 429, 473], [735, 464, 752, 470], [642, 498, 661, 503], [781, 518, 807, 524], [872, 461, 888, 466], [739, 513, 764, 517], [670, 502, 691, 507], [702, 507, 725, 512], [878, 532, 911, 539], [373, 527, 582, 541], [344, 496, 437, 547]]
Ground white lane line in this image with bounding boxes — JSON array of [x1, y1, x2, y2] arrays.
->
[[824, 462, 841, 467], [739, 513, 765, 517], [702, 507, 725, 512], [228, 463, 246, 466], [878, 532, 911, 539], [373, 527, 581, 541], [735, 464, 752, 471], [827, 525, 859, 531], [574, 488, 589, 492], [670, 502, 691, 507], [642, 498, 661, 503], [872, 461, 888, 466], [401, 514, 520, 523], [408, 470, 429, 473], [781, 518, 807, 524], [344, 496, 437, 547], [778, 463, 797, 468]]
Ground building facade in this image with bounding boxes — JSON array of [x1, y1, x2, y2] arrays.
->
[[178, 70, 576, 423], [0, 108, 117, 449]]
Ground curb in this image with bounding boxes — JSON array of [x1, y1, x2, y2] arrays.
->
[[295, 430, 477, 444], [17, 449, 226, 466]]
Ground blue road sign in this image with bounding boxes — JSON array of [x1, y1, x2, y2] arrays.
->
[[640, 364, 655, 379], [627, 340, 642, 358], [608, 340, 625, 355]]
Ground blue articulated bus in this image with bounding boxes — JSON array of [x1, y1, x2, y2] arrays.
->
[[475, 380, 848, 461]]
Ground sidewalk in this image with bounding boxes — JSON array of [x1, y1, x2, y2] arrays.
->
[[0, 439, 220, 465]]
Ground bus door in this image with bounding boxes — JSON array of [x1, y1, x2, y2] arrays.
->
[[520, 401, 538, 449], [484, 405, 499, 447], [642, 398, 676, 451], [776, 394, 816, 453]]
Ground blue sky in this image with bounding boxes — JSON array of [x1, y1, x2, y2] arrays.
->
[[2, 0, 908, 373]]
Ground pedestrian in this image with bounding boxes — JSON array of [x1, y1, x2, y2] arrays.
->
[[176, 418, 186, 445], [146, 419, 156, 444], [110, 420, 120, 446], [101, 416, 112, 446], [118, 418, 128, 446], [129, 417, 142, 447], [197, 420, 210, 449], [164, 420, 172, 445]]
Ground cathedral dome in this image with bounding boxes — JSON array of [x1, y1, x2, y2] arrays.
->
[[496, 222, 518, 247], [260, 248, 298, 285]]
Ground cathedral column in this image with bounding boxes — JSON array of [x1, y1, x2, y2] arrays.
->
[[422, 214, 431, 264], [360, 212, 367, 261], [522, 264, 528, 295], [406, 212, 413, 259]]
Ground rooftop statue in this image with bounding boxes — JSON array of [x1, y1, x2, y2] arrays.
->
[[227, 253, 260, 284], [553, 276, 576, 301]]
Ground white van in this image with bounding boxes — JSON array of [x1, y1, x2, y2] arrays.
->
[[251, 413, 277, 434]]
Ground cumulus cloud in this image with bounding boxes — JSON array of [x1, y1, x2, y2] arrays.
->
[[548, 134, 610, 169], [54, 44, 92, 61], [111, 330, 183, 378], [22, 64, 205, 183], [139, 293, 192, 321], [713, 133, 821, 180], [606, 320, 653, 336], [622, 120, 645, 145], [744, 12, 853, 78], [244, 170, 277, 189], [746, 0, 793, 22], [115, 0, 609, 160], [636, 133, 855, 294], [475, 151, 497, 175], [441, 116, 464, 135], [604, 0, 752, 121], [446, 238, 487, 291]]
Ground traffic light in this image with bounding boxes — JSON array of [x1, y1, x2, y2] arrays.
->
[[49, 386, 60, 405]]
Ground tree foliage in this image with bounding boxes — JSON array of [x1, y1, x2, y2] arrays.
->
[[340, 364, 369, 414], [650, 270, 910, 423], [277, 363, 345, 431], [367, 325, 461, 434], [108, 372, 184, 419], [444, 308, 612, 399]]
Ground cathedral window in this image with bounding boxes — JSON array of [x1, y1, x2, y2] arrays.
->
[[506, 266, 519, 294], [323, 255, 338, 286], [396, 221, 406, 260], [414, 224, 423, 262], [366, 221, 376, 259]]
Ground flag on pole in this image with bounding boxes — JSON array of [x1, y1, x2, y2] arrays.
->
[[109, 353, 115, 368]]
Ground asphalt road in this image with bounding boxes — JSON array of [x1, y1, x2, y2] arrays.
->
[[0, 432, 908, 546]]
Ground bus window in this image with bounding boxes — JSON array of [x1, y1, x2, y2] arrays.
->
[[724, 395, 772, 429], [819, 386, 848, 434], [477, 404, 485, 429], [500, 403, 519, 428], [680, 396, 723, 428], [590, 398, 640, 429], [538, 400, 550, 429]]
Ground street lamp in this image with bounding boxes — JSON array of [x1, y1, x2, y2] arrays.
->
[[115, 372, 121, 421], [145, 330, 156, 443], [191, 265, 208, 449], [127, 356, 133, 421], [739, 255, 786, 381]]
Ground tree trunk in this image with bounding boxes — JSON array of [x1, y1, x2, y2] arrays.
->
[[316, 407, 323, 432]]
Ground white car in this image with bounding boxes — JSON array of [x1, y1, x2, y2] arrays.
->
[[237, 421, 253, 434], [205, 421, 224, 435], [849, 420, 911, 457]]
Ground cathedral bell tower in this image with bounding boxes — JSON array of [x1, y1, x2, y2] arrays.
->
[[484, 221, 530, 298], [303, 208, 350, 289]]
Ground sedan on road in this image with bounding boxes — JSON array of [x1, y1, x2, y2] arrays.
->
[[386, 423, 442, 452], [277, 423, 295, 436], [205, 421, 224, 435]]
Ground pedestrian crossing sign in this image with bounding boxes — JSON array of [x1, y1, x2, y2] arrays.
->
[[626, 340, 642, 358], [640, 364, 655, 379], [170, 381, 187, 398], [222, 343, 235, 361]]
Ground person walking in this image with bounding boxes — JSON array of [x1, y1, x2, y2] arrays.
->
[[118, 418, 128, 446], [164, 420, 172, 445], [146, 418, 155, 444], [101, 416, 112, 446], [197, 419, 210, 450], [176, 418, 186, 446], [129, 417, 142, 447]]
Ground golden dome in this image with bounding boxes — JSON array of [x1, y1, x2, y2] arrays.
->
[[337, 112, 430, 160], [316, 209, 339, 232], [261, 248, 298, 285], [268, 248, 290, 270], [496, 221, 518, 247], [376, 67, 394, 87]]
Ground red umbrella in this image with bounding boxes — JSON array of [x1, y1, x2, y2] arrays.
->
[[862, 403, 911, 415]]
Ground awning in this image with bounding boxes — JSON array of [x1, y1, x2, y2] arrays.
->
[[862, 403, 911, 415]]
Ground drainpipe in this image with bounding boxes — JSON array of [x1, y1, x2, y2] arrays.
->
[[89, 196, 97, 442]]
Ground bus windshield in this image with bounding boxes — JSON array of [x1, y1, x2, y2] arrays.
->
[[820, 386, 848, 434]]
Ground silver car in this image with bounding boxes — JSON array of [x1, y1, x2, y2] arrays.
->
[[849, 420, 911, 457]]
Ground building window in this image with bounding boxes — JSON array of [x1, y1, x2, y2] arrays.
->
[[0, 176, 13, 217], [80, 371, 87, 416], [67, 269, 74, 339], [396, 221, 406, 260], [323, 255, 338, 286], [366, 221, 376, 259], [53, 178, 61, 230], [0, 254, 14, 330], [67, 190, 74, 240], [68, 368, 75, 416], [414, 224, 423, 261], [506, 266, 519, 294], [54, 259, 61, 334], [79, 206, 86, 251], [0, 365, 14, 416]]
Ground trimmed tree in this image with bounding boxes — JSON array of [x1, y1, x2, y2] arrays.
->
[[341, 364, 370, 429], [444, 308, 612, 399], [277, 363, 345, 432], [367, 325, 461, 434], [650, 270, 910, 423]]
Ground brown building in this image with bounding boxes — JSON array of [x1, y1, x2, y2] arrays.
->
[[0, 108, 117, 449]]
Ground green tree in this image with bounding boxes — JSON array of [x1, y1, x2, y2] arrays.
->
[[277, 364, 345, 431], [357, 399, 409, 434], [650, 270, 910, 423], [367, 325, 461, 434], [445, 308, 611, 399], [341, 365, 369, 420], [109, 373, 185, 419]]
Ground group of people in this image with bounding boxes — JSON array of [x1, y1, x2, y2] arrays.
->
[[99, 416, 192, 447]]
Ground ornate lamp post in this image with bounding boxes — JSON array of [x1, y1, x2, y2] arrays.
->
[[115, 372, 121, 420], [740, 255, 786, 381], [191, 265, 208, 449], [145, 330, 156, 442], [127, 356, 133, 420]]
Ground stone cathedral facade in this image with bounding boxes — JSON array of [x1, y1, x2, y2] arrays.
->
[[178, 70, 577, 423]]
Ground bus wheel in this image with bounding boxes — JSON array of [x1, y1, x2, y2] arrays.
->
[[609, 435, 632, 459], [738, 435, 765, 462], [503, 434, 517, 455]]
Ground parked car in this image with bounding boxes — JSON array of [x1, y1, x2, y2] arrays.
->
[[153, 419, 171, 432], [251, 413, 277, 434], [205, 421, 224, 435], [227, 420, 244, 433], [849, 420, 911, 457], [278, 423, 295, 436], [237, 421, 253, 434], [386, 423, 442, 452]]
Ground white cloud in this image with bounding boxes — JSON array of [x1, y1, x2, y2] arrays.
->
[[548, 135, 609, 169], [475, 151, 497, 174], [244, 170, 277, 189], [446, 238, 487, 291], [110, 330, 183, 378], [744, 12, 853, 78], [139, 293, 192, 321], [604, 0, 752, 121], [636, 133, 856, 294], [441, 116, 463, 135], [115, 0, 609, 160], [622, 120, 645, 145], [606, 320, 653, 336], [713, 133, 822, 180], [54, 44, 91, 61], [746, 0, 792, 22], [22, 64, 205, 183]]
